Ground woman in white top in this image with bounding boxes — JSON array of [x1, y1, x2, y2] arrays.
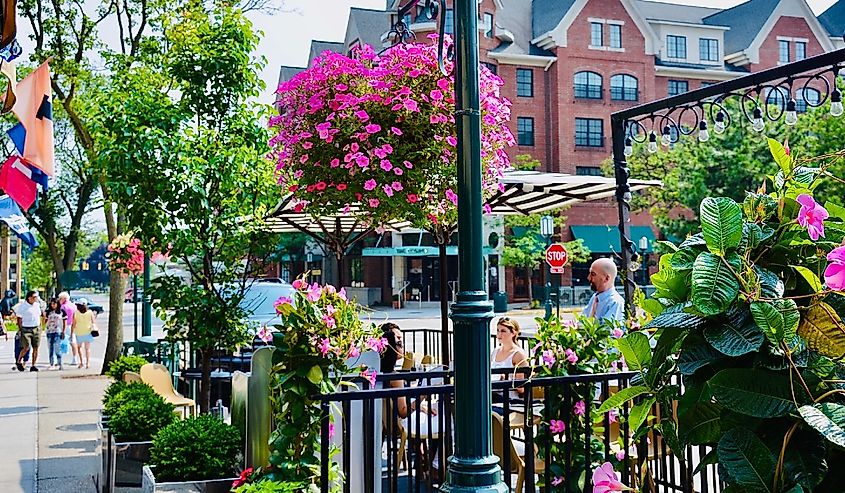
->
[[491, 317, 528, 404]]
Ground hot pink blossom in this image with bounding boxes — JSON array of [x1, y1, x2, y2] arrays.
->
[[592, 462, 628, 493], [361, 368, 377, 387], [445, 189, 458, 206], [552, 477, 563, 486], [322, 314, 336, 328], [364, 179, 377, 191], [407, 194, 419, 203], [338, 288, 347, 300], [825, 245, 845, 291], [365, 123, 381, 134], [390, 127, 402, 136], [615, 450, 625, 461], [612, 328, 624, 339], [574, 400, 586, 416], [565, 348, 579, 364], [542, 350, 556, 367], [369, 198, 380, 208], [608, 409, 618, 423], [366, 337, 389, 353], [328, 422, 335, 439], [307, 283, 322, 302], [380, 159, 393, 172], [325, 285, 337, 295], [347, 346, 361, 359], [549, 419, 566, 434], [354, 110, 369, 121], [797, 194, 828, 241], [274, 296, 293, 312], [257, 326, 274, 343], [318, 338, 332, 357], [391, 181, 403, 191], [292, 279, 305, 290]]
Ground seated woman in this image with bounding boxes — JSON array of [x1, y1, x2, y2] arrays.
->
[[491, 317, 529, 408]]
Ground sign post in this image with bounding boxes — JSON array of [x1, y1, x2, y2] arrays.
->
[[545, 243, 568, 274]]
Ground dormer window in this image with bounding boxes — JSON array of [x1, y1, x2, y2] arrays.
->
[[699, 38, 719, 62], [667, 35, 687, 59]]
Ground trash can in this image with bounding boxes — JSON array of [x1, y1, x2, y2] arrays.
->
[[493, 291, 508, 313]]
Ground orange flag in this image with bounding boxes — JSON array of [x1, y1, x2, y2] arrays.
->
[[12, 61, 53, 176]]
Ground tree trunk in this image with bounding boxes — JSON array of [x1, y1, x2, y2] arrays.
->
[[101, 195, 124, 374], [199, 347, 212, 413], [335, 250, 347, 289], [527, 266, 533, 304]]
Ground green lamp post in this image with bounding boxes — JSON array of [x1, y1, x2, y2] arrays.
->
[[442, 0, 508, 491], [142, 252, 152, 337]]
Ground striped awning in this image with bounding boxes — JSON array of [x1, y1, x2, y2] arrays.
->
[[487, 171, 661, 215], [264, 201, 413, 234]]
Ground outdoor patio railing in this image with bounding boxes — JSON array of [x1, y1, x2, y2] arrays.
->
[[317, 368, 723, 493]]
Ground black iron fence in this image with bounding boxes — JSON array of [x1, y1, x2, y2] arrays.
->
[[318, 368, 722, 493]]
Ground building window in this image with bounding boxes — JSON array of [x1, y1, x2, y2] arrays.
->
[[667, 35, 687, 59], [445, 9, 454, 35], [590, 22, 603, 47], [609, 24, 622, 49], [517, 117, 535, 146], [575, 118, 604, 147], [699, 38, 719, 61], [574, 71, 603, 99], [610, 74, 638, 101], [796, 87, 821, 112], [796, 41, 806, 61], [668, 80, 689, 96], [779, 40, 790, 63], [481, 62, 497, 75], [766, 87, 788, 110], [516, 68, 534, 97], [483, 13, 494, 38], [576, 166, 603, 176]]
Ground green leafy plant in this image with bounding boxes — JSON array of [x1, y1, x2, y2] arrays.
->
[[108, 387, 176, 442], [149, 414, 241, 482], [264, 280, 379, 488], [602, 139, 845, 492], [232, 478, 308, 493], [104, 354, 149, 381], [102, 381, 158, 416]]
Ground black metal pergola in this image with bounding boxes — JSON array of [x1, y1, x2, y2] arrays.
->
[[612, 45, 845, 312]]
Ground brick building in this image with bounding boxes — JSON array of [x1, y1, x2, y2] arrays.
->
[[277, 0, 845, 303]]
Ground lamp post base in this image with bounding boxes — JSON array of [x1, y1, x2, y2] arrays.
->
[[440, 456, 509, 493]]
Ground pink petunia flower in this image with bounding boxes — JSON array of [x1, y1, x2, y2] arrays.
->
[[797, 194, 828, 241], [592, 462, 629, 493], [365, 123, 381, 134], [369, 198, 380, 208], [407, 194, 419, 203], [615, 450, 625, 461], [390, 127, 402, 136], [549, 419, 566, 434], [322, 314, 336, 328], [366, 337, 389, 353], [364, 179, 377, 191], [825, 245, 845, 291], [574, 400, 586, 416], [307, 283, 322, 302], [354, 110, 369, 121], [445, 189, 458, 206]]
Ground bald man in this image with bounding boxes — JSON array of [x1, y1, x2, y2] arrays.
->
[[582, 258, 625, 322]]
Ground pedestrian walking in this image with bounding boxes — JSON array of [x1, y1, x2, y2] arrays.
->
[[14, 290, 45, 372], [58, 292, 78, 366], [45, 298, 67, 370], [71, 298, 96, 369]]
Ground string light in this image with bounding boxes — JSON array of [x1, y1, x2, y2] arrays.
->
[[660, 125, 671, 147], [751, 107, 765, 132], [624, 137, 633, 157], [647, 132, 658, 153], [785, 98, 798, 125], [698, 121, 709, 142], [831, 88, 843, 116], [714, 111, 726, 134]]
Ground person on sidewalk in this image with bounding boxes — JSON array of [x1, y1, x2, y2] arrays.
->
[[71, 298, 96, 369], [58, 292, 78, 366], [14, 291, 45, 372], [45, 298, 67, 370], [582, 258, 625, 323]]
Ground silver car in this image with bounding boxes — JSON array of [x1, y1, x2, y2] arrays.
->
[[239, 279, 296, 332]]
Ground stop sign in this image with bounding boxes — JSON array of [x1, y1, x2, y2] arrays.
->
[[545, 243, 568, 273]]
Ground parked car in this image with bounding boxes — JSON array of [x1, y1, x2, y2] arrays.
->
[[71, 296, 104, 315], [238, 280, 296, 337]]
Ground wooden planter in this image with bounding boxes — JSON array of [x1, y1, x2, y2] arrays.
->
[[141, 465, 238, 493], [109, 434, 153, 490]]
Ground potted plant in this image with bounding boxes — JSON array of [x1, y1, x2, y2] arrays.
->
[[105, 354, 149, 380], [108, 383, 176, 490], [142, 414, 241, 492]]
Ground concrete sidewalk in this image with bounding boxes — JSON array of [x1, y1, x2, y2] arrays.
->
[[0, 332, 109, 493]]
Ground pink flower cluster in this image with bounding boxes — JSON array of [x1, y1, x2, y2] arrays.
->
[[825, 246, 845, 291], [269, 39, 514, 227], [107, 234, 168, 275], [797, 194, 828, 241]]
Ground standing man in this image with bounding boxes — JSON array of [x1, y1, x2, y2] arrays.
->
[[58, 292, 78, 366], [582, 258, 625, 323], [15, 290, 45, 371]]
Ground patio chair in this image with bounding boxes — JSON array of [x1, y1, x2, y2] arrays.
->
[[492, 412, 545, 493], [383, 399, 409, 470], [122, 371, 142, 384], [140, 363, 196, 418], [402, 351, 415, 371]]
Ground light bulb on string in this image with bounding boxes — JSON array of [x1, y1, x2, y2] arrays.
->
[[714, 111, 726, 134], [784, 99, 798, 125], [647, 132, 658, 153], [751, 107, 765, 132], [831, 89, 843, 117], [624, 137, 633, 157], [698, 120, 709, 142], [661, 125, 671, 147]]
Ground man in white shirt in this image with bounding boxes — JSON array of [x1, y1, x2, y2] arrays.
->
[[581, 258, 625, 323], [15, 290, 45, 371]]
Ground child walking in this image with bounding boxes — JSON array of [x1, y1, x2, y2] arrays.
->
[[45, 298, 67, 370]]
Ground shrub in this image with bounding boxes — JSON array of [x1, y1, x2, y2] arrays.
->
[[108, 389, 175, 442], [232, 479, 307, 493], [101, 380, 127, 416], [102, 381, 157, 417], [105, 354, 149, 381], [149, 414, 242, 482]]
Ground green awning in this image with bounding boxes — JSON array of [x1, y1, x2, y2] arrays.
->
[[570, 225, 656, 253]]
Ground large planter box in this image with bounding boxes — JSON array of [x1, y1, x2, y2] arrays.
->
[[98, 413, 110, 493], [142, 465, 238, 493], [110, 434, 153, 490]]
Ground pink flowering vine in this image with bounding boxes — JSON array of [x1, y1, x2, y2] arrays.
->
[[592, 462, 630, 493], [549, 419, 566, 434], [574, 400, 586, 416], [361, 368, 377, 387], [257, 326, 273, 343], [542, 349, 556, 367], [825, 245, 845, 291], [564, 348, 579, 364], [796, 194, 828, 241]]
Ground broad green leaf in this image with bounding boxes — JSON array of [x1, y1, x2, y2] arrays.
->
[[651, 254, 690, 302], [783, 429, 829, 491], [652, 328, 689, 369], [644, 304, 708, 330], [751, 301, 785, 345], [718, 428, 775, 492], [709, 369, 797, 418], [693, 448, 719, 476], [628, 397, 656, 432], [658, 420, 684, 460], [670, 248, 699, 271], [640, 298, 665, 317], [768, 137, 792, 175], [704, 307, 765, 357], [678, 344, 723, 375], [742, 222, 764, 250], [306, 365, 323, 385], [755, 266, 784, 299], [825, 201, 845, 222], [798, 301, 845, 359], [617, 332, 652, 371], [597, 385, 650, 413], [798, 403, 845, 448], [776, 299, 800, 340], [679, 402, 722, 445], [793, 265, 823, 292], [700, 197, 743, 255], [680, 233, 707, 249], [692, 252, 741, 316]]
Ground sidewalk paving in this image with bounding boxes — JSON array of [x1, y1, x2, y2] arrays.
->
[[0, 333, 109, 493]]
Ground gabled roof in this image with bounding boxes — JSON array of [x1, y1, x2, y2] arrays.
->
[[495, 0, 555, 57], [308, 40, 344, 64], [278, 65, 305, 85], [348, 8, 391, 49], [531, 0, 577, 39], [820, 0, 845, 38], [703, 0, 780, 55], [635, 0, 722, 24]]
